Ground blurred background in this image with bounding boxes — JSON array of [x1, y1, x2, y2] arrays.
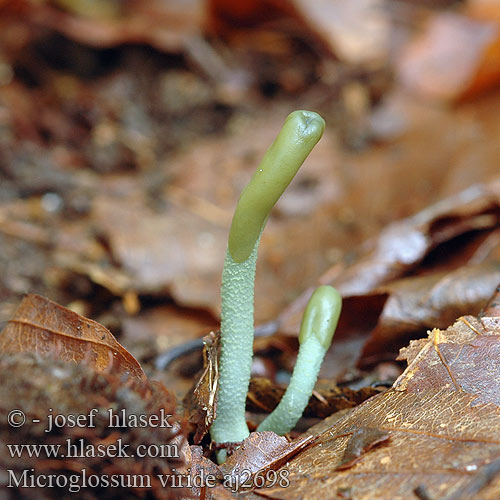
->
[[2, 0, 500, 394]]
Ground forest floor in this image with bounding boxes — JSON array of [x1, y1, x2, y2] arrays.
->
[[2, 1, 500, 499]]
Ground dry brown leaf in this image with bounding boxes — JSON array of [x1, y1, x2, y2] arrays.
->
[[252, 304, 500, 499], [181, 446, 229, 499], [256, 389, 500, 499], [184, 331, 220, 444], [334, 182, 500, 297], [0, 294, 146, 380], [220, 431, 314, 492], [397, 10, 500, 101], [280, 179, 500, 336], [359, 260, 500, 365], [394, 300, 500, 406]]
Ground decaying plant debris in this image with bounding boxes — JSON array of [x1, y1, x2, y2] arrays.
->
[[3, 0, 500, 498]]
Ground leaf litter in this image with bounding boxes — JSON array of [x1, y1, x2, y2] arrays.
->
[[3, 1, 500, 498], [0, 293, 191, 499], [278, 178, 500, 370], [237, 290, 500, 500]]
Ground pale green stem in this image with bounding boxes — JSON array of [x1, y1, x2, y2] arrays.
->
[[257, 285, 342, 435], [257, 336, 326, 435], [209, 237, 261, 448]]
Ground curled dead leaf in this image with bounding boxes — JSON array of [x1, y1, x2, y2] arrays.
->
[[254, 299, 500, 499], [0, 294, 146, 380]]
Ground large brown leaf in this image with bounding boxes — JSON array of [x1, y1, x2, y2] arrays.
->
[[184, 331, 220, 444], [327, 181, 500, 297], [279, 179, 500, 337], [0, 294, 146, 380], [250, 302, 500, 499], [394, 290, 500, 406], [359, 260, 500, 364], [255, 390, 500, 499]]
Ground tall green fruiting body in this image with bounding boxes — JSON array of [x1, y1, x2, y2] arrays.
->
[[257, 285, 341, 435], [210, 111, 325, 458]]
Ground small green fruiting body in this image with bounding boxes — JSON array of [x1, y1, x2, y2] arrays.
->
[[257, 285, 341, 435], [210, 111, 325, 457]]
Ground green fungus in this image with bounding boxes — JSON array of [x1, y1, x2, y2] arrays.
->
[[257, 285, 342, 435], [210, 110, 325, 461]]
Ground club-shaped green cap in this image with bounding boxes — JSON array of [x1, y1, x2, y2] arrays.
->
[[298, 285, 342, 349], [228, 110, 325, 263]]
